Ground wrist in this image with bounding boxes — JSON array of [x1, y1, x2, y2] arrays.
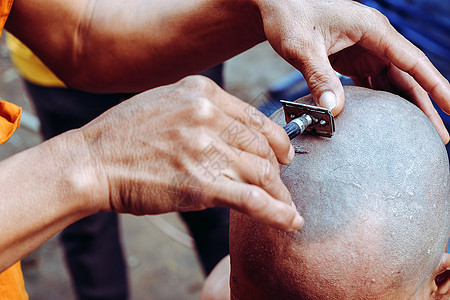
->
[[0, 129, 106, 266], [42, 128, 108, 215]]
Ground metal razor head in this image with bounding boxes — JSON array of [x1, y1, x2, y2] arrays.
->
[[281, 100, 335, 138]]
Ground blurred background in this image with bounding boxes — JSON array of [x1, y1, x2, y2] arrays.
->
[[0, 0, 448, 298]]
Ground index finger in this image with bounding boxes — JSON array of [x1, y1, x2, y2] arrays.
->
[[206, 177, 303, 232]]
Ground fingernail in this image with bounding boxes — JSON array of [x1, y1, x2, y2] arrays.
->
[[290, 212, 304, 230], [289, 202, 303, 230], [288, 144, 295, 162], [319, 91, 337, 111]]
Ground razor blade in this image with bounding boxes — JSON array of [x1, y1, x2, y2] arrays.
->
[[281, 100, 335, 139]]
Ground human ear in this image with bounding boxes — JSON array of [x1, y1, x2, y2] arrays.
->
[[431, 253, 450, 299]]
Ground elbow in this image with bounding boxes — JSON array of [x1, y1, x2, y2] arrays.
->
[[49, 56, 124, 93]]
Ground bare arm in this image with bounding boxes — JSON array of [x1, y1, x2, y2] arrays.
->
[[6, 0, 450, 142], [5, 0, 264, 92], [0, 131, 102, 271]]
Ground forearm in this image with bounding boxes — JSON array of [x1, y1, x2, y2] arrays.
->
[[0, 130, 102, 272], [6, 0, 264, 92]]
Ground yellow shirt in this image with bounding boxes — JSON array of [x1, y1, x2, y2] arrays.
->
[[6, 34, 65, 87], [0, 0, 28, 299]]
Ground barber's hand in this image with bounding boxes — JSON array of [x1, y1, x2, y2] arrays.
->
[[80, 76, 303, 231], [255, 0, 450, 143]]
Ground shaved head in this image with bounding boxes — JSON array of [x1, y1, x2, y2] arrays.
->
[[230, 87, 450, 299]]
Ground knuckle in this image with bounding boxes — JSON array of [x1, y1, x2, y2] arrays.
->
[[357, 5, 385, 24], [371, 8, 390, 26], [280, 37, 308, 65], [256, 159, 276, 188], [176, 127, 210, 154], [256, 135, 273, 158], [189, 97, 217, 124], [177, 75, 216, 95], [365, 8, 392, 36], [307, 70, 333, 94], [405, 48, 428, 78], [241, 187, 268, 215], [245, 105, 267, 130], [416, 48, 428, 62], [352, 6, 391, 38], [192, 129, 212, 152]]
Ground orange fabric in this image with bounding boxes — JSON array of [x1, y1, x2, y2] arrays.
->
[[0, 262, 28, 299], [1, 4, 27, 299], [0, 2, 21, 144], [0, 100, 21, 144], [0, 0, 14, 36]]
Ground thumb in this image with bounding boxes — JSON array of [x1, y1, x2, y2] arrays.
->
[[298, 50, 345, 116]]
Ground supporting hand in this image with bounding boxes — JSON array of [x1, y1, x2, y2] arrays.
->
[[255, 0, 450, 142]]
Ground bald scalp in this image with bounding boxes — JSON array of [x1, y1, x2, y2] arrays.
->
[[230, 86, 450, 299]]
